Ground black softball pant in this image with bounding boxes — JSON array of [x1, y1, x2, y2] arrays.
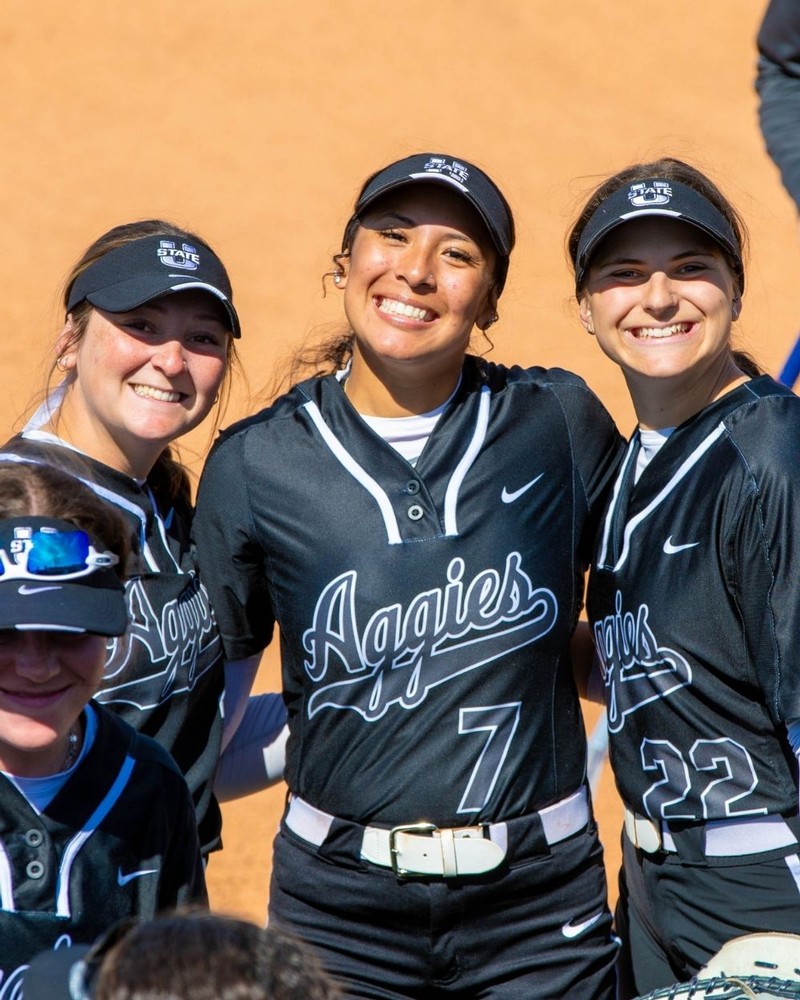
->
[[616, 831, 800, 998], [268, 819, 618, 1000]]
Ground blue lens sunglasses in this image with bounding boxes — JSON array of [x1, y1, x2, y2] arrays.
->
[[0, 528, 119, 581]]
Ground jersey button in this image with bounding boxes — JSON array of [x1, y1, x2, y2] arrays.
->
[[405, 480, 421, 495], [26, 860, 45, 880], [407, 504, 424, 521], [24, 829, 44, 848]]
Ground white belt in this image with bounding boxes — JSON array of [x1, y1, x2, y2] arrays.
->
[[624, 807, 799, 857], [286, 787, 590, 878]]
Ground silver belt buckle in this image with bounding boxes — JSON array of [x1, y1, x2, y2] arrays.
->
[[389, 822, 438, 877]]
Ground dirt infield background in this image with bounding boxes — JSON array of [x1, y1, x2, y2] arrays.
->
[[2, 1, 798, 924]]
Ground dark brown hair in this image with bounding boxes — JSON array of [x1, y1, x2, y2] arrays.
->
[[94, 910, 341, 1000], [0, 461, 129, 577]]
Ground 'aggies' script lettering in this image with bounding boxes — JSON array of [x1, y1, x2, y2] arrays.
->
[[593, 590, 692, 734], [303, 553, 557, 721], [98, 574, 218, 709]]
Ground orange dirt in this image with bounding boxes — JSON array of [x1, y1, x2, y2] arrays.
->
[[1, 0, 795, 924]]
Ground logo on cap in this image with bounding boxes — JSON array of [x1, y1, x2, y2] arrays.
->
[[629, 181, 672, 208], [156, 240, 201, 271], [423, 156, 470, 186]]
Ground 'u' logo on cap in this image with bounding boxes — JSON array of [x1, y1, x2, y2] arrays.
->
[[157, 240, 201, 271], [628, 181, 672, 208], [423, 157, 470, 185]]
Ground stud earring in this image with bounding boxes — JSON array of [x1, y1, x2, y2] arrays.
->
[[334, 274, 342, 285], [56, 356, 69, 372]]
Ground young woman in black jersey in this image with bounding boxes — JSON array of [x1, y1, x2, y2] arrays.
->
[[570, 158, 800, 996], [194, 153, 623, 1000], [1, 222, 286, 856], [0, 462, 205, 988]]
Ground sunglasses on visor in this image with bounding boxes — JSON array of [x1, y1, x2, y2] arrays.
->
[[0, 528, 119, 581]]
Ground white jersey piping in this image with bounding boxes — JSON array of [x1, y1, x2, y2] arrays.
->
[[56, 755, 136, 917], [444, 385, 490, 536], [608, 422, 727, 573], [302, 401, 402, 544]]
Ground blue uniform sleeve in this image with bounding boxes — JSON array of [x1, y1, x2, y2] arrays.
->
[[756, 0, 800, 209], [193, 430, 276, 661]]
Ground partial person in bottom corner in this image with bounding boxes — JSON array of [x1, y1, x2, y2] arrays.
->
[[569, 157, 800, 997], [23, 910, 341, 1000], [0, 462, 206, 988], [193, 151, 623, 999]]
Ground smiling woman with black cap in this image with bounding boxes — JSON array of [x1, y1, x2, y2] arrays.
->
[[569, 158, 800, 996], [0, 220, 287, 859], [193, 152, 623, 999], [0, 462, 205, 990]]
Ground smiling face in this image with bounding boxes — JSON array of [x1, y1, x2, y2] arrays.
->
[[0, 630, 106, 777], [579, 217, 743, 425], [339, 183, 497, 415], [56, 290, 231, 478]]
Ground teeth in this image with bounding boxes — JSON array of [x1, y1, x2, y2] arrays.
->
[[378, 298, 433, 321], [132, 385, 182, 403], [633, 322, 691, 339]]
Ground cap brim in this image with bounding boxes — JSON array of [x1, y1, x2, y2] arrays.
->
[[86, 280, 241, 338], [574, 178, 744, 293], [23, 945, 92, 1000], [0, 577, 128, 636], [357, 172, 510, 258]]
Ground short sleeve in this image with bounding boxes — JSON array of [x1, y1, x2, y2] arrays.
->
[[545, 373, 624, 555], [193, 431, 276, 660]]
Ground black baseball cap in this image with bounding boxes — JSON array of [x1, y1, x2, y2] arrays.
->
[[0, 517, 128, 636], [66, 235, 241, 338], [22, 916, 139, 1000], [355, 153, 514, 291], [23, 945, 94, 1000], [574, 178, 744, 293]]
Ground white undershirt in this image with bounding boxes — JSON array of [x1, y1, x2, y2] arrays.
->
[[338, 370, 460, 466], [358, 409, 446, 466], [634, 426, 675, 482]]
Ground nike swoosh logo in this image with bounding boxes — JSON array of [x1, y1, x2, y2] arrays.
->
[[663, 536, 700, 555], [561, 912, 603, 939], [501, 474, 543, 504], [117, 867, 158, 886], [17, 584, 62, 596]]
